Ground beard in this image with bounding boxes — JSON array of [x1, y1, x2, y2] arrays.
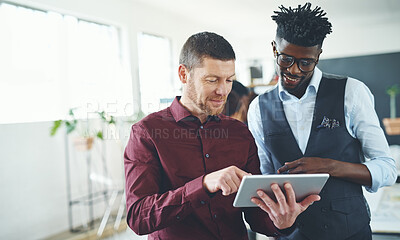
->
[[186, 80, 226, 116]]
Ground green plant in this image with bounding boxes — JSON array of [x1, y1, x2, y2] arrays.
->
[[50, 108, 115, 140], [387, 84, 400, 119], [50, 108, 79, 136], [96, 111, 116, 140]]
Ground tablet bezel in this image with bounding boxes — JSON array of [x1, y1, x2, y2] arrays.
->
[[233, 173, 329, 208]]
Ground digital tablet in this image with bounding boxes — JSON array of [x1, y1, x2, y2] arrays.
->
[[233, 174, 329, 207]]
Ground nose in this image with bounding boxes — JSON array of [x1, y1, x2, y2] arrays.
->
[[215, 81, 231, 96], [286, 61, 302, 76]]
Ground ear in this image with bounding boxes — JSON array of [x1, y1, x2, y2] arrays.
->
[[316, 49, 323, 64], [178, 64, 189, 84], [271, 41, 277, 57]]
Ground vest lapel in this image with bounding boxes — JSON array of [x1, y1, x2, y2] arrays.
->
[[260, 87, 303, 166]]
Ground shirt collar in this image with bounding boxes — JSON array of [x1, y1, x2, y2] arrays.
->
[[278, 67, 322, 101], [169, 96, 221, 123]]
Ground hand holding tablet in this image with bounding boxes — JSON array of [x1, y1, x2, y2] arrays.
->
[[233, 174, 329, 207], [202, 166, 325, 230]]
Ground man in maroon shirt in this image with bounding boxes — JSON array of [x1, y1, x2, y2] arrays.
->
[[124, 32, 320, 240]]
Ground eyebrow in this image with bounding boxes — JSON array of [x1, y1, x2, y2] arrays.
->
[[279, 52, 317, 61], [204, 73, 236, 79]]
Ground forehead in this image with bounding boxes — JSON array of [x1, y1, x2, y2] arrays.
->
[[277, 38, 321, 59], [193, 57, 235, 77]]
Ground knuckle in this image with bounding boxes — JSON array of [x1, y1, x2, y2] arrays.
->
[[228, 166, 236, 171], [277, 197, 286, 203], [266, 202, 274, 208]]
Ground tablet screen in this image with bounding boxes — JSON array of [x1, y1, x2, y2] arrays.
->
[[233, 173, 329, 207]]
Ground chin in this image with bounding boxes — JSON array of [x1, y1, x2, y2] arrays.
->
[[207, 107, 224, 116]]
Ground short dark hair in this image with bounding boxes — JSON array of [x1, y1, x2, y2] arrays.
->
[[272, 2, 332, 47], [179, 32, 236, 71], [232, 80, 249, 97], [224, 81, 249, 116]]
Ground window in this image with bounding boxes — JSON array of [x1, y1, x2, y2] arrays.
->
[[0, 2, 133, 124], [137, 33, 177, 114]]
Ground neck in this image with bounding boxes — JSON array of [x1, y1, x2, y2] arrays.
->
[[179, 95, 208, 123], [290, 84, 308, 99], [287, 75, 313, 99]]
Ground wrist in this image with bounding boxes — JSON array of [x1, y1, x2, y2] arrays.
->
[[277, 223, 297, 236], [328, 159, 341, 177]]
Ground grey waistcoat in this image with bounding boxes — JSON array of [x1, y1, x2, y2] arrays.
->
[[259, 74, 370, 240]]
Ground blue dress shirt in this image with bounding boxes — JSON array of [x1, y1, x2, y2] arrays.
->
[[248, 67, 397, 192]]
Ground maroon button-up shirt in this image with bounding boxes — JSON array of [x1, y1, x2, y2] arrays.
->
[[124, 97, 283, 240]]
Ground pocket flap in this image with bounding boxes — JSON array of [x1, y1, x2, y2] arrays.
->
[[331, 196, 364, 214]]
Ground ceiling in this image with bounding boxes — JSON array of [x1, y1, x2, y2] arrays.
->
[[131, 0, 400, 41]]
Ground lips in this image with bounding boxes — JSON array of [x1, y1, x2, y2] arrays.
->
[[210, 99, 225, 105], [208, 98, 226, 107], [283, 74, 301, 87]]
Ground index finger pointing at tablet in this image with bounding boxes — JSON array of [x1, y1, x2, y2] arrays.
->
[[235, 167, 252, 180]]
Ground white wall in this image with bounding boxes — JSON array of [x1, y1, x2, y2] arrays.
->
[[0, 0, 205, 239], [0, 122, 69, 239]]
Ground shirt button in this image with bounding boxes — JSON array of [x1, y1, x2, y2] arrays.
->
[[176, 215, 180, 220], [213, 214, 217, 219], [321, 207, 327, 213], [200, 200, 205, 205], [200, 125, 204, 129], [323, 224, 329, 229], [205, 153, 210, 158]]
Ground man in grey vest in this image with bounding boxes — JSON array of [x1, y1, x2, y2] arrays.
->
[[248, 3, 397, 240]]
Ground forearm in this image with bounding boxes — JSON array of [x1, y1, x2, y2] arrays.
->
[[280, 157, 374, 186], [126, 176, 209, 235], [330, 160, 372, 186]]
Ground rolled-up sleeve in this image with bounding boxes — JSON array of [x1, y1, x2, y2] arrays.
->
[[124, 124, 211, 235], [345, 79, 397, 192]]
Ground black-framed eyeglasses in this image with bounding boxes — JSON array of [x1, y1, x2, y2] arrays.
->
[[275, 51, 318, 73]]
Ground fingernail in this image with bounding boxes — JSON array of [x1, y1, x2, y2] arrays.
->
[[257, 191, 264, 197]]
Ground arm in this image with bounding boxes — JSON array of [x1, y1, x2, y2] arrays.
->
[[348, 79, 397, 191], [277, 157, 372, 186], [124, 124, 211, 235], [277, 79, 397, 191], [248, 97, 275, 174]]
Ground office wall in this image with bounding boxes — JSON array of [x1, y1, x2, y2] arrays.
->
[[318, 52, 400, 145], [0, 0, 208, 239], [237, 4, 400, 61]]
